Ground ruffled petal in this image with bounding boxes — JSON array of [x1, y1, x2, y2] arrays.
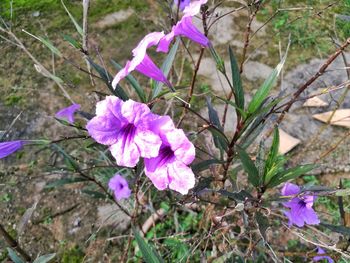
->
[[121, 99, 151, 124], [303, 207, 320, 225], [168, 161, 195, 195], [86, 116, 120, 145], [134, 128, 162, 158], [144, 165, 169, 191], [110, 134, 140, 167]]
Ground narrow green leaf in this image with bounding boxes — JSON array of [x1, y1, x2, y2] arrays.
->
[[81, 190, 107, 199], [237, 147, 260, 187], [87, 58, 128, 100], [22, 30, 62, 57], [256, 141, 266, 185], [208, 45, 225, 73], [206, 97, 228, 151], [63, 34, 82, 49], [255, 211, 269, 241], [247, 44, 289, 114], [6, 248, 24, 263], [192, 159, 222, 173], [33, 253, 56, 263], [133, 227, 164, 263], [265, 127, 280, 171], [61, 0, 83, 36], [335, 188, 350, 196], [152, 39, 179, 99], [45, 177, 88, 189], [267, 164, 315, 188], [218, 189, 253, 202], [215, 95, 246, 118], [229, 46, 244, 109], [321, 223, 350, 235], [110, 60, 146, 102]]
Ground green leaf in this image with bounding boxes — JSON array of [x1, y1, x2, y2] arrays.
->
[[33, 253, 56, 263], [229, 46, 244, 109], [192, 159, 222, 173], [206, 97, 228, 151], [51, 144, 80, 172], [218, 189, 253, 202], [61, 0, 83, 36], [63, 34, 82, 49], [45, 177, 88, 189], [335, 188, 350, 196], [247, 44, 289, 114], [151, 38, 179, 99], [256, 141, 265, 185], [81, 190, 107, 199], [87, 58, 128, 101], [215, 95, 246, 118], [133, 227, 164, 263], [208, 45, 225, 73], [265, 127, 280, 171], [267, 164, 315, 188], [110, 60, 146, 102], [320, 223, 350, 235], [237, 147, 260, 187], [22, 30, 62, 57], [6, 248, 25, 263], [255, 211, 269, 241]]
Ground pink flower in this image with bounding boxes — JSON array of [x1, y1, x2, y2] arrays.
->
[[144, 116, 196, 195], [112, 32, 170, 88], [55, 103, 81, 124], [86, 96, 162, 167], [157, 0, 209, 53], [108, 174, 131, 201]]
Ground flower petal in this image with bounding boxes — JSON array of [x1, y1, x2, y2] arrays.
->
[[110, 134, 140, 167], [303, 207, 320, 225], [134, 128, 162, 158], [281, 182, 300, 196], [121, 99, 151, 124], [0, 140, 25, 159], [168, 161, 195, 195], [145, 165, 169, 191], [55, 103, 81, 124]]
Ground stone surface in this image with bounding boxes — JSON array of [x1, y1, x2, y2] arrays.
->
[[95, 9, 134, 28], [242, 61, 273, 81]]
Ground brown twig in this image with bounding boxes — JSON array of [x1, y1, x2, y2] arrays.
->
[[271, 38, 350, 131]]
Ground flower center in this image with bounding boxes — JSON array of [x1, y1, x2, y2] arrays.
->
[[157, 146, 175, 167], [120, 123, 136, 144], [298, 199, 306, 207]]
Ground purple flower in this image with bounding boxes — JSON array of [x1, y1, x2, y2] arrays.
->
[[144, 116, 195, 195], [313, 247, 334, 263], [174, 0, 191, 10], [108, 174, 131, 201], [0, 140, 25, 159], [281, 183, 320, 227], [55, 103, 81, 124], [112, 32, 170, 88], [86, 96, 162, 167], [157, 0, 209, 53]]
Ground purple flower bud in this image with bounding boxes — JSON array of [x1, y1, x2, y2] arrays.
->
[[0, 140, 26, 159], [55, 103, 81, 124], [108, 174, 131, 201], [158, 0, 209, 53], [112, 32, 170, 88], [281, 183, 320, 227]]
